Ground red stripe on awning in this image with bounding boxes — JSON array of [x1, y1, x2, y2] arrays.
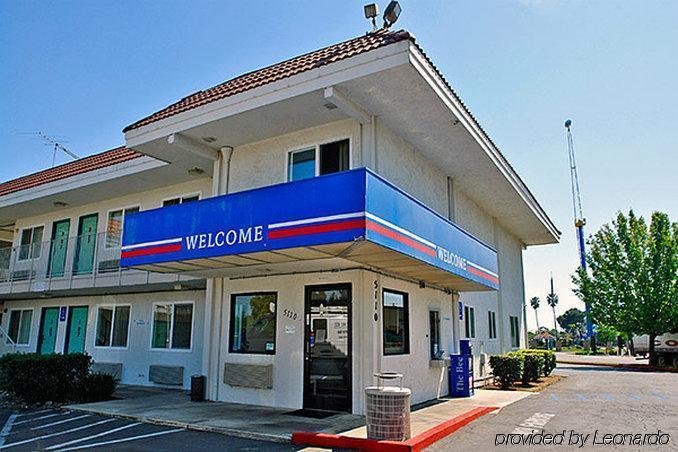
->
[[268, 219, 366, 239], [366, 220, 437, 257], [466, 266, 499, 284], [121, 243, 182, 258]]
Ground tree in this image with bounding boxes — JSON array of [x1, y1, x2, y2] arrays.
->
[[546, 292, 559, 337], [557, 308, 585, 337], [530, 296, 541, 330], [572, 210, 677, 365]]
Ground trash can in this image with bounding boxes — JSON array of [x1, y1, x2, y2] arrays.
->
[[190, 375, 206, 402], [365, 372, 411, 441]]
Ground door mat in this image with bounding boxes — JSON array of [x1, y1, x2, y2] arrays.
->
[[285, 409, 339, 419]]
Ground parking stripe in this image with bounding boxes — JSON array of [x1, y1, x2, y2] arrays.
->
[[44, 422, 141, 450], [0, 414, 18, 447], [651, 392, 667, 401], [0, 419, 115, 450], [14, 412, 67, 425], [32, 415, 90, 430], [15, 409, 52, 418], [57, 428, 184, 451]]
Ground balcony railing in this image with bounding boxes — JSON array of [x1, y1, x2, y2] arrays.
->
[[0, 232, 199, 295]]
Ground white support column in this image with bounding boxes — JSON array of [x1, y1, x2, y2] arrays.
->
[[493, 218, 506, 352]]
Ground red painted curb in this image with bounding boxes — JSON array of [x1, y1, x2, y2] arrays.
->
[[557, 360, 678, 373], [291, 405, 498, 451], [405, 406, 498, 451]]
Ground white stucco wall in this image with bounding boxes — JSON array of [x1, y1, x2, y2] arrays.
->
[[0, 290, 205, 388]]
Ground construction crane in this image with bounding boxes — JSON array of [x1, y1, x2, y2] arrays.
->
[[564, 119, 594, 341]]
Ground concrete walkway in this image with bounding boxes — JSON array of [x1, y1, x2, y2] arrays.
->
[[339, 389, 531, 439], [66, 386, 531, 445], [555, 351, 646, 366], [66, 386, 363, 443]]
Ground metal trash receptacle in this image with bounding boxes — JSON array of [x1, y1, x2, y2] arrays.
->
[[190, 375, 206, 402], [365, 372, 411, 441]]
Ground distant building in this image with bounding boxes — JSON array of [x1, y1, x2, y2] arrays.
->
[[0, 29, 559, 414]]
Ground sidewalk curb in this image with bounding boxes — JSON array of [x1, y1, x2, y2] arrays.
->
[[65, 406, 291, 443], [292, 406, 498, 452], [557, 360, 678, 373]]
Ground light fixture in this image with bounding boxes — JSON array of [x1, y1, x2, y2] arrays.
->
[[323, 102, 338, 110], [383, 1, 401, 29], [202, 136, 217, 143], [53, 201, 68, 208], [188, 167, 205, 176], [364, 3, 379, 31]]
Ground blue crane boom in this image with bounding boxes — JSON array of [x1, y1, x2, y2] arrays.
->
[[564, 119, 594, 340]]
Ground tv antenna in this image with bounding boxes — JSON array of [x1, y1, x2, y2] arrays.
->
[[34, 132, 80, 167]]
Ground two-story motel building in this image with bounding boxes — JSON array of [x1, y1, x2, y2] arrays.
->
[[0, 29, 559, 414]]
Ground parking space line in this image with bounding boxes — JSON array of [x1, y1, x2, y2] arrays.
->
[[0, 414, 18, 447], [44, 422, 141, 450], [0, 419, 115, 450], [14, 412, 67, 425], [651, 392, 667, 401], [602, 393, 614, 401], [550, 394, 559, 401], [575, 393, 587, 401], [32, 415, 90, 430], [58, 428, 184, 451], [15, 410, 52, 418], [627, 394, 641, 401]]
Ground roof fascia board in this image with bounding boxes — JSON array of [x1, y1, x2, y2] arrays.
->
[[407, 44, 560, 243], [0, 156, 166, 209], [125, 41, 411, 147]]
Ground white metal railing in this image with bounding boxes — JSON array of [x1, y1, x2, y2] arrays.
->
[[0, 232, 193, 294]]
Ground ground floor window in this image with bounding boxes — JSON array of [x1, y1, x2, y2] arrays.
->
[[7, 309, 32, 345], [488, 310, 497, 339], [383, 289, 409, 355], [229, 292, 277, 354], [429, 310, 441, 358], [151, 303, 193, 350], [464, 305, 475, 338], [510, 315, 520, 347], [96, 305, 131, 347]]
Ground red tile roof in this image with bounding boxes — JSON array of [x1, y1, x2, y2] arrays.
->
[[0, 147, 142, 197], [123, 29, 413, 132]]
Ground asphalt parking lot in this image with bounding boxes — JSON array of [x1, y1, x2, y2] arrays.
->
[[0, 408, 300, 451]]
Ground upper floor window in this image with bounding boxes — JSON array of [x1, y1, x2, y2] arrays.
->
[[163, 194, 199, 207], [106, 207, 140, 248], [287, 139, 349, 182], [464, 305, 476, 339], [18, 226, 44, 260], [7, 309, 32, 345]]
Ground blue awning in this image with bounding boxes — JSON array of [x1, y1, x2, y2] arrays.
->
[[121, 168, 498, 291]]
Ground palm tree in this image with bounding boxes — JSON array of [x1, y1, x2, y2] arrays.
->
[[546, 292, 559, 338], [529, 296, 541, 330]]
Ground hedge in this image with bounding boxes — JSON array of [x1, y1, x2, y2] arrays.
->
[[0, 353, 116, 404], [490, 349, 556, 389], [489, 353, 522, 389]]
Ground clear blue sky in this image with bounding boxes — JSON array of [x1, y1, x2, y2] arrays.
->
[[1, 1, 676, 328]]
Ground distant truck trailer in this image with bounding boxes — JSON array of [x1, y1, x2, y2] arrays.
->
[[632, 333, 678, 367]]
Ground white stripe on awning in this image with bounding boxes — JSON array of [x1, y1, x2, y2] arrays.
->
[[268, 212, 364, 229], [121, 238, 182, 251], [365, 212, 437, 249]]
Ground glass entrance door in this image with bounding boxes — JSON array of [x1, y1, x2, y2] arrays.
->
[[73, 214, 98, 275], [65, 306, 88, 353], [38, 307, 59, 354], [48, 219, 70, 277], [304, 284, 351, 412]]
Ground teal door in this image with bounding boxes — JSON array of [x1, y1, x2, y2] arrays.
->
[[38, 307, 59, 354], [73, 214, 98, 275], [48, 219, 70, 277], [65, 306, 88, 353]]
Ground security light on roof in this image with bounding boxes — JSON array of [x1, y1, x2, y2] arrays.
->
[[383, 1, 401, 29], [364, 4, 379, 30]]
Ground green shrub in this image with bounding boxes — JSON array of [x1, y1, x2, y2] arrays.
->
[[489, 353, 523, 389], [77, 372, 117, 403], [520, 352, 544, 384], [0, 353, 114, 404], [522, 350, 556, 376]]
